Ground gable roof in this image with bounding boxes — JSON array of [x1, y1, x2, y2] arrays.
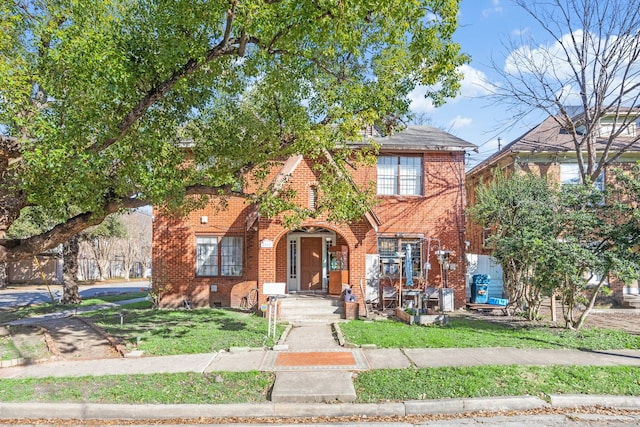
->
[[351, 125, 477, 152], [246, 152, 381, 231], [468, 112, 640, 176]]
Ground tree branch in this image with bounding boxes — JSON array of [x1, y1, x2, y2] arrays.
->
[[0, 196, 149, 262]]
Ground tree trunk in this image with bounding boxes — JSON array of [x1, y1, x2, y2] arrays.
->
[[62, 235, 82, 304], [572, 279, 606, 331], [0, 262, 7, 289]]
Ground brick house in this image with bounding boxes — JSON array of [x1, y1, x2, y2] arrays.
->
[[153, 126, 476, 315], [466, 111, 640, 301]]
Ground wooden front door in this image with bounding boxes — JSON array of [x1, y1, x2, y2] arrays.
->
[[300, 237, 323, 291]]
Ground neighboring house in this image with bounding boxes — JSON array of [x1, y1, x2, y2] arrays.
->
[[78, 209, 152, 281], [466, 110, 640, 300], [152, 126, 476, 314], [7, 253, 62, 285], [6, 209, 153, 286]]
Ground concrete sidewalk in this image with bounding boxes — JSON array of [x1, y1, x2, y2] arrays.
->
[[3, 337, 640, 379]]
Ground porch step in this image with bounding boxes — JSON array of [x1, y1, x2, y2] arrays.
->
[[621, 295, 640, 309], [278, 294, 345, 322]]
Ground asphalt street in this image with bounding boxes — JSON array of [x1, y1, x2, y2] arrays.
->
[[0, 280, 150, 309]]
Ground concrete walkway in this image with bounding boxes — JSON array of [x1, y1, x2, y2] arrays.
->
[[270, 322, 358, 403]]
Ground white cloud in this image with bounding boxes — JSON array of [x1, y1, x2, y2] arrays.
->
[[458, 64, 496, 98], [504, 30, 584, 77], [511, 27, 529, 37], [449, 115, 473, 129], [409, 64, 496, 113], [408, 85, 436, 114], [482, 0, 504, 18]]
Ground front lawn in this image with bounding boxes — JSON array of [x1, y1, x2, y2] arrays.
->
[[84, 305, 285, 355], [0, 371, 273, 404], [340, 316, 640, 350], [354, 365, 640, 402], [2, 366, 638, 404]]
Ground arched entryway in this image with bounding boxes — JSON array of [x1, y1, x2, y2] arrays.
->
[[285, 227, 347, 294]]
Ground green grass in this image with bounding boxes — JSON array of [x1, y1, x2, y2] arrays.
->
[[0, 335, 20, 360], [0, 371, 273, 404], [81, 291, 148, 305], [2, 366, 638, 404], [85, 306, 285, 354], [354, 365, 640, 402], [340, 316, 640, 351]]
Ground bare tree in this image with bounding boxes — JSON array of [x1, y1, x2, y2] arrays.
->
[[117, 211, 152, 280], [491, 0, 640, 182], [80, 216, 127, 281]]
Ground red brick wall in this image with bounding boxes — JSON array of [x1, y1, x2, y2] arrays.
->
[[152, 198, 260, 308], [154, 150, 469, 310], [364, 152, 468, 307]]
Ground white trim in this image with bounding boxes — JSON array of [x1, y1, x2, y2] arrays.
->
[[286, 231, 335, 292]]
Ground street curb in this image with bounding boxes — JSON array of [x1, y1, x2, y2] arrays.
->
[[0, 394, 598, 421], [549, 394, 640, 409]]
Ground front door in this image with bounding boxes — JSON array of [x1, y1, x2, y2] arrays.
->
[[300, 237, 323, 291]]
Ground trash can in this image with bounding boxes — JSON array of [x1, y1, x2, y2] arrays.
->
[[471, 274, 490, 304]]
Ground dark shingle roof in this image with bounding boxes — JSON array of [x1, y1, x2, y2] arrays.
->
[[350, 126, 477, 151], [468, 113, 640, 175]]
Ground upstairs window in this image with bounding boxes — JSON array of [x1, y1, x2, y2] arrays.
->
[[377, 156, 423, 196], [598, 116, 637, 138], [560, 164, 604, 192], [196, 236, 243, 277]]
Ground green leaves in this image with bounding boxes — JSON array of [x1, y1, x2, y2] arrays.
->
[[1, 0, 467, 260], [468, 169, 640, 329]]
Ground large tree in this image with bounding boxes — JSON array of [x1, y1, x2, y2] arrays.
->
[[0, 1, 468, 277], [469, 170, 640, 330], [492, 0, 640, 182]]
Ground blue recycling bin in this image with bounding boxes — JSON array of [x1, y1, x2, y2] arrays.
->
[[471, 274, 490, 304]]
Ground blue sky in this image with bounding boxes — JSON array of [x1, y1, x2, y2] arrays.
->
[[409, 0, 550, 169]]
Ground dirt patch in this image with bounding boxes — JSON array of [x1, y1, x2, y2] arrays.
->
[[1, 317, 122, 363], [39, 317, 122, 360], [464, 299, 640, 335]]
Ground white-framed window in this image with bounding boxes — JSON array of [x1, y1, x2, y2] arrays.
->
[[196, 236, 242, 277], [560, 164, 605, 192], [309, 185, 317, 210], [482, 228, 495, 249], [377, 156, 423, 196], [378, 237, 422, 277], [598, 116, 637, 138]]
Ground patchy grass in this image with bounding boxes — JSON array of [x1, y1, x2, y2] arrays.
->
[[340, 316, 640, 350], [0, 325, 49, 361], [354, 365, 640, 402], [0, 371, 273, 404], [84, 307, 284, 354], [0, 333, 20, 360], [2, 366, 638, 404]]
